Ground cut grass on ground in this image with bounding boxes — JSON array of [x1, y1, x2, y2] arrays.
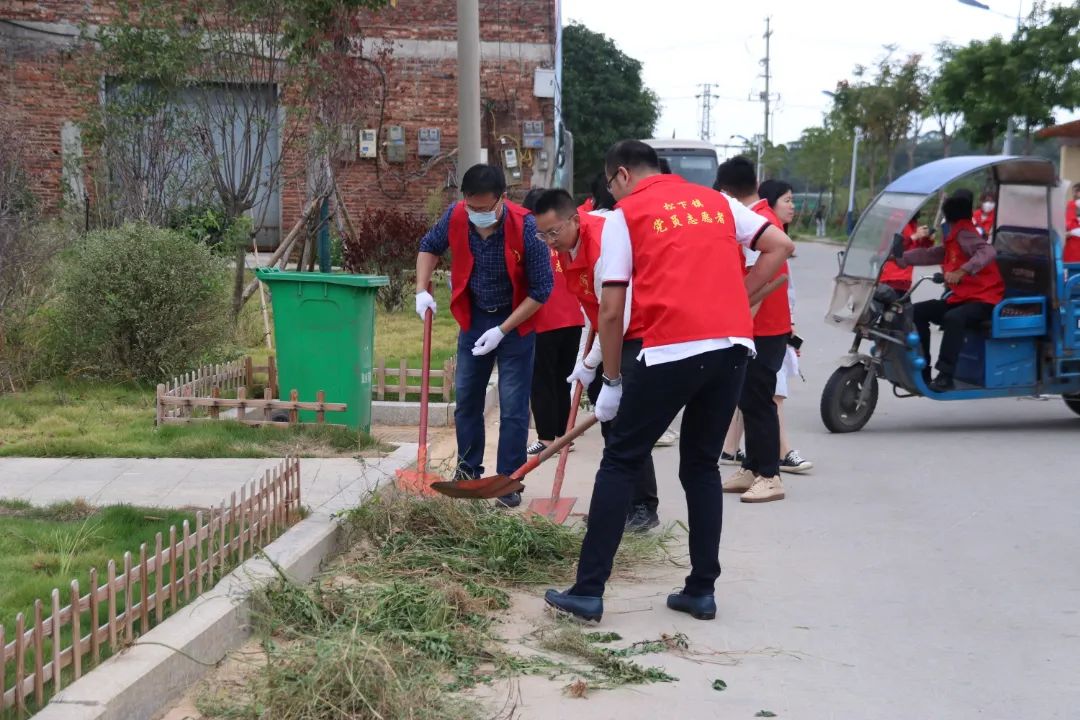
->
[[194, 492, 680, 720], [0, 380, 383, 458]]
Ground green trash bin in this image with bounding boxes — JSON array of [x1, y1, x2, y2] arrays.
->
[[255, 268, 388, 433]]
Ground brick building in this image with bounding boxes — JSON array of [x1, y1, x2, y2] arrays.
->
[[0, 1, 565, 246]]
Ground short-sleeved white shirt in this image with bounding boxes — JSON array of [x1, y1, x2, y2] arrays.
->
[[598, 192, 767, 366]]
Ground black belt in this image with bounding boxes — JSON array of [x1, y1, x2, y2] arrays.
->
[[477, 305, 511, 313]]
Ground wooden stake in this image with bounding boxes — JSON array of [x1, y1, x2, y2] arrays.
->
[[51, 589, 61, 693], [210, 387, 221, 420], [289, 389, 299, 425], [70, 579, 82, 680], [139, 543, 149, 634], [168, 526, 178, 613], [154, 533, 164, 624], [123, 552, 134, 643], [237, 386, 247, 423], [15, 612, 26, 712], [33, 600, 44, 706], [181, 521, 191, 602], [89, 567, 101, 665], [107, 560, 117, 652], [194, 512, 204, 596]]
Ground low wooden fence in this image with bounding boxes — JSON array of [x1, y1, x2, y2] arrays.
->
[[159, 356, 278, 421], [156, 386, 347, 428], [0, 457, 302, 716], [373, 357, 456, 402]]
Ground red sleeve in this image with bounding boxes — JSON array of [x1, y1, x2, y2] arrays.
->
[[1067, 201, 1080, 232]]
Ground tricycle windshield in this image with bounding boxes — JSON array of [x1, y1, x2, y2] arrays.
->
[[840, 192, 926, 280]]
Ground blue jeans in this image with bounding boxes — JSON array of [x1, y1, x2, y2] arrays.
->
[[454, 306, 536, 478]]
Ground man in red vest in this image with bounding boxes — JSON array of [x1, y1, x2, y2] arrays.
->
[[896, 189, 1004, 392], [414, 164, 554, 507], [532, 187, 661, 533], [520, 188, 585, 458], [544, 140, 794, 624]]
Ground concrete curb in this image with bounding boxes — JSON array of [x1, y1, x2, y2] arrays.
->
[[36, 513, 343, 720]]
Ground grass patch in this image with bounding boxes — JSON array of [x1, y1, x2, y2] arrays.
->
[[195, 492, 678, 719], [0, 380, 384, 458], [373, 281, 458, 369], [0, 499, 193, 629]]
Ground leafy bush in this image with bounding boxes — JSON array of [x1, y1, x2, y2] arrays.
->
[[43, 223, 231, 381], [341, 207, 428, 312], [167, 204, 252, 256]]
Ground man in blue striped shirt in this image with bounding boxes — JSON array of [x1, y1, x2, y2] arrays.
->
[[415, 165, 553, 506]]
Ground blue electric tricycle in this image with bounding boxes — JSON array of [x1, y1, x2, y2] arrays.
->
[[820, 155, 1080, 432]]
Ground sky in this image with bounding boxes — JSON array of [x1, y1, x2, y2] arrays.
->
[[562, 0, 1079, 156]]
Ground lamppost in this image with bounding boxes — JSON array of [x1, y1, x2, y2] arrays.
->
[[957, 0, 1022, 155], [822, 90, 861, 234], [730, 134, 764, 183]]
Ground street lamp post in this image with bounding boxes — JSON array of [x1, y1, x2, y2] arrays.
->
[[956, 0, 1022, 155]]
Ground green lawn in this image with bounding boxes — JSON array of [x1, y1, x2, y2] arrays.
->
[[374, 282, 458, 369], [0, 381, 380, 458]]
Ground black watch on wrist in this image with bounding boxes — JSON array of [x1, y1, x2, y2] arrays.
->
[[601, 373, 622, 387]]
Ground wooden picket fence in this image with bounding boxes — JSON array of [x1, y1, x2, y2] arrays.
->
[[0, 457, 302, 716], [373, 356, 456, 402], [159, 356, 278, 421], [156, 386, 347, 428]]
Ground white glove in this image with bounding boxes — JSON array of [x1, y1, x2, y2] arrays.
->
[[415, 290, 436, 320], [567, 360, 597, 388], [471, 326, 506, 356], [594, 382, 623, 422]]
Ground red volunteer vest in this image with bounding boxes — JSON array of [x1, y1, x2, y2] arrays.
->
[[880, 220, 933, 290], [749, 199, 792, 337], [616, 174, 753, 348], [1065, 199, 1080, 263], [448, 200, 535, 335], [533, 247, 584, 333], [943, 218, 1005, 306], [560, 211, 607, 329], [973, 207, 995, 237]]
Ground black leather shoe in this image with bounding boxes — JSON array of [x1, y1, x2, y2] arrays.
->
[[929, 374, 955, 392], [666, 591, 717, 620], [544, 589, 603, 623], [625, 504, 660, 533], [496, 491, 521, 508]]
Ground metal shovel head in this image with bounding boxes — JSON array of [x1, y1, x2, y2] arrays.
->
[[394, 468, 442, 497], [526, 496, 578, 525], [430, 474, 524, 500]]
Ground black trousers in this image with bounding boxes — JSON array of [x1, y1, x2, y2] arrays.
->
[[530, 325, 583, 442], [738, 334, 788, 480], [586, 338, 659, 513], [571, 346, 748, 598], [913, 299, 994, 376]]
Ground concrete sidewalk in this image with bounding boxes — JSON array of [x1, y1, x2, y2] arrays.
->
[[0, 445, 416, 515]]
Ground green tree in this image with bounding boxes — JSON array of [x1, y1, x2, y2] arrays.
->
[[1011, 0, 1080, 151], [562, 23, 661, 193], [934, 38, 1015, 152]]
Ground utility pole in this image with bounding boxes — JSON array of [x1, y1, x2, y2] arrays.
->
[[457, 0, 482, 185], [757, 17, 773, 182], [696, 83, 720, 142]]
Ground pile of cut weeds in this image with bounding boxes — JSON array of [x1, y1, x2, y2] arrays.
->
[[196, 492, 682, 720]]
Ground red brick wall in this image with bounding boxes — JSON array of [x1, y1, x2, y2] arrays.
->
[[1, 0, 558, 239]]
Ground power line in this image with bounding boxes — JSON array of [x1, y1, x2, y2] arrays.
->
[[695, 83, 721, 142]]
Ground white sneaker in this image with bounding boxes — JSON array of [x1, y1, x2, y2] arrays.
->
[[779, 450, 813, 474], [654, 429, 679, 447], [722, 467, 756, 493], [741, 475, 785, 503]]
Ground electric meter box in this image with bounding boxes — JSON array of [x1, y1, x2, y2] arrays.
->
[[385, 125, 406, 164], [359, 129, 378, 159], [522, 121, 544, 149], [418, 127, 441, 157]]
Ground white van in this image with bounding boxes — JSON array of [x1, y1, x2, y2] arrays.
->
[[643, 138, 719, 188]]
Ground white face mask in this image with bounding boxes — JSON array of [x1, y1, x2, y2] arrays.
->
[[982, 201, 995, 213], [466, 201, 501, 229]]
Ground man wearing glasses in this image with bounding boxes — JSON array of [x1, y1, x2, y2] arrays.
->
[[414, 164, 554, 507]]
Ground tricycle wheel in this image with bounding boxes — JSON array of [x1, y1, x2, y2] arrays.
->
[[821, 365, 878, 433], [1063, 394, 1080, 417]]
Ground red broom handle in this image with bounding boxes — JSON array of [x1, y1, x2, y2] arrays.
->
[[417, 283, 434, 474]]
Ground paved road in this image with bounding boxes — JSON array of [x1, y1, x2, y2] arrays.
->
[[510, 238, 1080, 720]]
